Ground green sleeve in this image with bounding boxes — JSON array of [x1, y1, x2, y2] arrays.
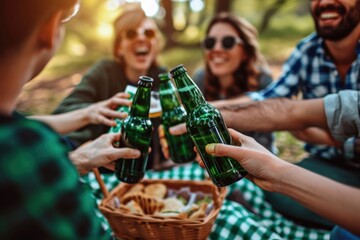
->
[[0, 120, 111, 239]]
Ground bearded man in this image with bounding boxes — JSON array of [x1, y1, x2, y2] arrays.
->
[[243, 0, 360, 229], [196, 0, 360, 229]]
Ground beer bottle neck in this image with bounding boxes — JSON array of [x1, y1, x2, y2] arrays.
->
[[159, 80, 181, 111], [130, 86, 151, 117], [172, 72, 206, 112]]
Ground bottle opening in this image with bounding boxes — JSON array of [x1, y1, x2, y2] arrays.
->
[[158, 72, 171, 82], [139, 76, 154, 83], [170, 64, 187, 77], [138, 76, 154, 87]]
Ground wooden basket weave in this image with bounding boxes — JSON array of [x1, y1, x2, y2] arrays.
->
[[98, 178, 227, 240]]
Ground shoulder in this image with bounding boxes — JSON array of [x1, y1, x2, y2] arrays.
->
[[292, 33, 321, 56], [283, 33, 321, 72], [257, 66, 273, 89], [192, 67, 205, 81], [192, 67, 205, 86], [0, 115, 71, 165], [0, 115, 107, 239], [0, 114, 77, 192]]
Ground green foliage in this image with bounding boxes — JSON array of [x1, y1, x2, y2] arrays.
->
[[260, 14, 314, 62], [275, 132, 308, 163]]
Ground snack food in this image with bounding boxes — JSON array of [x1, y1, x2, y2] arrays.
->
[[144, 183, 167, 199], [118, 183, 213, 220]]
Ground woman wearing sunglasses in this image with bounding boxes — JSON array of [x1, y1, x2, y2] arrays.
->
[[193, 13, 274, 152], [54, 4, 167, 170]]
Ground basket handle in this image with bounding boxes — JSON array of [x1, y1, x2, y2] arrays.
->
[[93, 168, 109, 198]]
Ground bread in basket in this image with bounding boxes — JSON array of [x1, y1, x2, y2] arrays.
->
[[98, 178, 227, 240]]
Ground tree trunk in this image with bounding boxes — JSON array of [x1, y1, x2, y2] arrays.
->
[[161, 0, 177, 49], [258, 0, 288, 33]]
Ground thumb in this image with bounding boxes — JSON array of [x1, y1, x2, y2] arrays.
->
[[206, 143, 245, 161]]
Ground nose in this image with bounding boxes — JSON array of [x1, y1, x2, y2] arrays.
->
[[213, 39, 223, 51], [137, 32, 147, 40]]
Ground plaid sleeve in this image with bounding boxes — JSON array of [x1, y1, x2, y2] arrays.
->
[[0, 119, 111, 240], [255, 42, 308, 100]]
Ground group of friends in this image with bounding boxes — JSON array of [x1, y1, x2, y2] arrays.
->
[[0, 0, 359, 239]]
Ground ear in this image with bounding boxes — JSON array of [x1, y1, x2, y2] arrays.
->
[[37, 11, 63, 49]]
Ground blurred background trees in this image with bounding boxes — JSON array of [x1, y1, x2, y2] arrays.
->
[[24, 0, 313, 89], [17, 0, 313, 161]]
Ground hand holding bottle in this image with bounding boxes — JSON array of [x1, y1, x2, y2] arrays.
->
[[158, 72, 195, 163], [204, 129, 289, 192], [169, 65, 247, 187], [69, 133, 141, 175], [115, 76, 153, 183], [85, 92, 132, 127]]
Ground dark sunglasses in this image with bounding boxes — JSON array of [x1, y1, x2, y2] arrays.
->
[[125, 28, 156, 40], [202, 36, 243, 50], [61, 1, 80, 23]]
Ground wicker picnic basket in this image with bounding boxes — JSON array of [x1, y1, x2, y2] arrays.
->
[[97, 176, 227, 240]]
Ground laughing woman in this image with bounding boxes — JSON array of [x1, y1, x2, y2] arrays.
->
[[193, 13, 274, 151], [54, 4, 166, 169]]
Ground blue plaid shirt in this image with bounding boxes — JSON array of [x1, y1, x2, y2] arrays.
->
[[249, 32, 360, 160]]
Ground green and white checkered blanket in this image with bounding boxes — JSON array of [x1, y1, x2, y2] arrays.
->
[[83, 162, 330, 240]]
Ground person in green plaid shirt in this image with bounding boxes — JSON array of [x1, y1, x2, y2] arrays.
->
[[0, 0, 141, 239]]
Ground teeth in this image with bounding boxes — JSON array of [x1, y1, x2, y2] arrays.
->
[[135, 46, 149, 54], [212, 57, 226, 63], [320, 12, 339, 19]]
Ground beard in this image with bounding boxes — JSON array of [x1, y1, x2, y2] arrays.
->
[[312, 0, 360, 41]]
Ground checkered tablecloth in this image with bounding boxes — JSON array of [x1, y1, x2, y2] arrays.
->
[[82, 162, 330, 240]]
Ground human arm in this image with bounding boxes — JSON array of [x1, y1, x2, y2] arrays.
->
[[160, 97, 329, 156], [220, 97, 328, 132], [69, 133, 141, 175], [30, 92, 131, 135], [290, 127, 341, 147], [167, 98, 328, 134], [205, 129, 360, 235]]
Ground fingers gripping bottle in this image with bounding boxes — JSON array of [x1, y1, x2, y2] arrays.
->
[[115, 76, 153, 183], [108, 85, 137, 147], [170, 65, 247, 187], [158, 73, 196, 163]]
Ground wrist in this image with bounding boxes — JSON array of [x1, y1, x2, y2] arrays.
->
[[69, 150, 90, 175], [81, 107, 91, 125], [272, 161, 297, 194]]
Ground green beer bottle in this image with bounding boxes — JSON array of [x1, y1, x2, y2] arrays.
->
[[108, 85, 137, 147], [170, 65, 247, 187], [115, 76, 153, 183], [158, 73, 196, 163]]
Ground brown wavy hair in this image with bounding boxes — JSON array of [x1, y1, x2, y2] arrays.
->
[[203, 13, 269, 101]]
